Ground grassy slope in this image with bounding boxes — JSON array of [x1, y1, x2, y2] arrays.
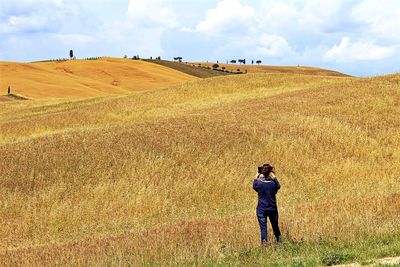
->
[[0, 96, 13, 102], [144, 59, 233, 78], [0, 58, 197, 100], [196, 62, 351, 77], [0, 73, 399, 265]]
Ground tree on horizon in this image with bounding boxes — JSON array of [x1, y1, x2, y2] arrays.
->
[[69, 50, 74, 60], [173, 57, 182, 62]]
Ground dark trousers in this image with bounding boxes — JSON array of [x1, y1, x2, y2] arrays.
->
[[257, 210, 281, 242]]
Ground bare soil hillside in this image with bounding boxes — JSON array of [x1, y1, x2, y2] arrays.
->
[[144, 59, 234, 78]]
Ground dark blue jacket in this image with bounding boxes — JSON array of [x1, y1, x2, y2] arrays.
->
[[253, 176, 281, 213]]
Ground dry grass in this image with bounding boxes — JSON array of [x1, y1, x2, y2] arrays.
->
[[0, 57, 197, 100], [0, 73, 399, 265], [195, 62, 350, 77]]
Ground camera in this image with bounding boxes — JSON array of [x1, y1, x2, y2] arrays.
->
[[258, 164, 274, 174], [258, 166, 263, 173]]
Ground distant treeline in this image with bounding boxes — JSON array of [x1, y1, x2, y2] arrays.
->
[[32, 57, 105, 63], [193, 63, 245, 74]]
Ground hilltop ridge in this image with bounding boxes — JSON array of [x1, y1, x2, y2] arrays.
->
[[195, 62, 351, 77], [145, 59, 350, 78]]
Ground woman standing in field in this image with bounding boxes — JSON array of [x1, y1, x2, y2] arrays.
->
[[253, 163, 282, 246]]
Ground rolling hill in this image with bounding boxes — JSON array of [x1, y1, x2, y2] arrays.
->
[[0, 58, 197, 100], [143, 59, 234, 78], [195, 62, 351, 77], [0, 71, 399, 265], [0, 57, 351, 101], [144, 59, 350, 78]]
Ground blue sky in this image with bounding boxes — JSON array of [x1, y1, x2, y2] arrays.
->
[[1, 0, 399, 76]]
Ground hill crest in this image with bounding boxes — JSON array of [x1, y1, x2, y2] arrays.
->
[[194, 62, 351, 77]]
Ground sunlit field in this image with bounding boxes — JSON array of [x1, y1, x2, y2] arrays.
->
[[0, 73, 399, 265], [0, 58, 197, 100]]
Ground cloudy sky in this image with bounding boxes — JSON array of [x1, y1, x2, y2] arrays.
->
[[1, 0, 399, 76]]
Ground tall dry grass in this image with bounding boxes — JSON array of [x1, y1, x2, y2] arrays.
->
[[0, 73, 399, 265], [0, 74, 344, 144]]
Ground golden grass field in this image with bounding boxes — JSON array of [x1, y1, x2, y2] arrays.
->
[[0, 63, 399, 265], [0, 58, 197, 100]]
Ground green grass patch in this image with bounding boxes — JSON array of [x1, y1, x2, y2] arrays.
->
[[173, 234, 400, 266]]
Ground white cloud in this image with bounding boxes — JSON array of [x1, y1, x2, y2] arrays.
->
[[0, 15, 49, 34], [0, 0, 65, 13], [55, 34, 95, 46], [257, 0, 355, 34], [103, 0, 180, 58], [257, 0, 298, 30], [180, 26, 193, 32], [352, 0, 400, 41], [101, 20, 166, 57], [210, 33, 292, 60], [127, 0, 178, 29], [299, 0, 345, 31], [255, 34, 292, 57], [324, 37, 395, 62], [0, 0, 72, 34], [195, 0, 255, 35]]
